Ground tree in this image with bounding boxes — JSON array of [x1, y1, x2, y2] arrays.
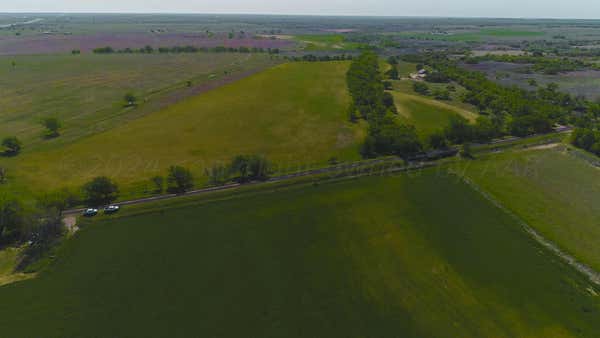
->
[[0, 167, 6, 184], [247, 155, 271, 181], [382, 92, 397, 114], [82, 176, 119, 206], [42, 117, 61, 138], [205, 164, 229, 186], [460, 143, 474, 159], [167, 166, 194, 193], [124, 93, 137, 107], [0, 196, 23, 246], [473, 116, 498, 142], [428, 130, 449, 150], [229, 155, 271, 182], [444, 115, 473, 144], [386, 66, 399, 80], [387, 56, 398, 65], [2, 136, 22, 156]]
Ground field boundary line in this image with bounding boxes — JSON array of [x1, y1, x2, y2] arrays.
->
[[452, 170, 600, 286]]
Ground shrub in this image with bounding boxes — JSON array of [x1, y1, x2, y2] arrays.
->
[[2, 136, 22, 156]]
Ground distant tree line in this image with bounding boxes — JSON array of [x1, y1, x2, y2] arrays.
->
[[93, 45, 280, 55], [287, 54, 354, 62]]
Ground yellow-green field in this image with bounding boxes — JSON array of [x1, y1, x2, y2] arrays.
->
[[3, 61, 363, 198]]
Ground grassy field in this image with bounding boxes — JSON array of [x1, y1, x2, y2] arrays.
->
[[0, 172, 598, 337], [392, 91, 478, 138], [454, 145, 600, 272], [3, 61, 363, 198], [0, 53, 275, 149]]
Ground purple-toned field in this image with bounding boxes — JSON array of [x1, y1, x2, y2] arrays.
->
[[0, 33, 293, 55]]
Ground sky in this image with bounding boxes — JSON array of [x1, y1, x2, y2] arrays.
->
[[0, 0, 597, 19]]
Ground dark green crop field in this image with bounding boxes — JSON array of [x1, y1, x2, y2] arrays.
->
[[0, 172, 598, 337]]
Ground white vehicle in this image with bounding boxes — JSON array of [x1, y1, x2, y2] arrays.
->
[[83, 208, 99, 217], [104, 205, 120, 214]]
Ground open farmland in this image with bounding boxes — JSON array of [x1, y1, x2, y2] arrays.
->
[[0, 173, 598, 337], [455, 146, 600, 272], [0, 53, 276, 148], [3, 61, 363, 197]]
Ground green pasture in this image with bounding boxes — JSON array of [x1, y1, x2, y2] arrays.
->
[[0, 172, 597, 337]]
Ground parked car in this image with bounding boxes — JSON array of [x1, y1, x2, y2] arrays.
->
[[104, 205, 120, 214], [83, 208, 99, 217]]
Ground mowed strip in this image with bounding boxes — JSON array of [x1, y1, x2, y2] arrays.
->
[[0, 173, 597, 337], [6, 61, 362, 192]]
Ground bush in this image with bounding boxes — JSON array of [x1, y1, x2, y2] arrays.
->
[[413, 82, 430, 95], [82, 177, 119, 206], [2, 136, 22, 156], [124, 93, 137, 107]]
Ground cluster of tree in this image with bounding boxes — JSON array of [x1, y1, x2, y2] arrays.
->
[[93, 45, 280, 55], [347, 51, 422, 158], [404, 53, 573, 139], [0, 192, 71, 262], [288, 54, 354, 62], [571, 127, 600, 156], [466, 54, 593, 75], [205, 155, 271, 185]]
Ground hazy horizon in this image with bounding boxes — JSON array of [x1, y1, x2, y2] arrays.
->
[[0, 1, 599, 20]]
